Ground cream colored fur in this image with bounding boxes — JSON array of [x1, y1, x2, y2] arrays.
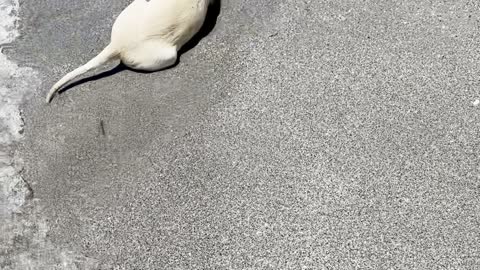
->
[[46, 0, 211, 103]]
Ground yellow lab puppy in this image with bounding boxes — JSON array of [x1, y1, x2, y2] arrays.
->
[[46, 0, 212, 103]]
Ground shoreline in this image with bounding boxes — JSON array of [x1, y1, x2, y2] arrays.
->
[[0, 0, 98, 268]]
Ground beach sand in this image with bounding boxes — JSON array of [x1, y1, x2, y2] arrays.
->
[[5, 0, 480, 269]]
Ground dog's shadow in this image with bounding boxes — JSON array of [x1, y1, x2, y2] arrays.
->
[[59, 0, 221, 95]]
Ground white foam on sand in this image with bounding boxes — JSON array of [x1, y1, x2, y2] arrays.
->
[[0, 1, 98, 269], [0, 0, 37, 226]]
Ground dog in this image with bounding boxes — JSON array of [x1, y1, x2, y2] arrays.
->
[[46, 0, 213, 103]]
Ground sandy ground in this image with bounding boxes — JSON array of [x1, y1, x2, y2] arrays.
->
[[5, 0, 480, 269]]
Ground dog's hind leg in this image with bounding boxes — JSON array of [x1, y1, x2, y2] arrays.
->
[[122, 41, 177, 72]]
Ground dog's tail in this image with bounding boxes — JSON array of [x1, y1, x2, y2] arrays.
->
[[46, 44, 119, 103]]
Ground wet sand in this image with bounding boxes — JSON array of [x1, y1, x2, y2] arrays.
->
[[8, 0, 480, 268]]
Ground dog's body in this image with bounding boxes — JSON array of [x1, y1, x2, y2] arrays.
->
[[46, 0, 211, 103]]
